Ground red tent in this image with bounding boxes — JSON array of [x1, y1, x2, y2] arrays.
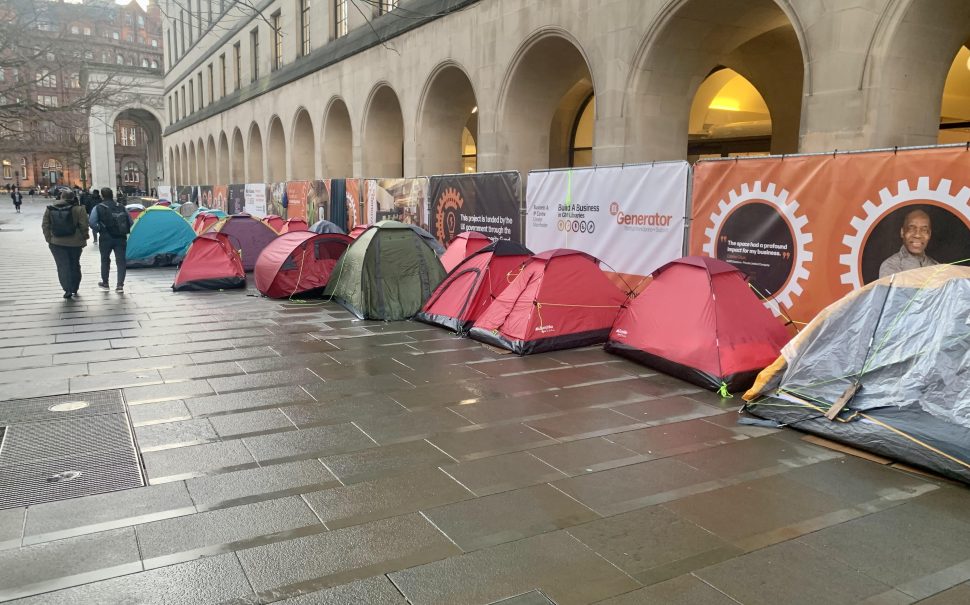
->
[[605, 256, 791, 393], [261, 215, 285, 232], [193, 212, 219, 234], [172, 232, 245, 291], [440, 231, 491, 273], [468, 249, 628, 355], [209, 214, 279, 271], [128, 208, 144, 221], [415, 240, 532, 333], [254, 232, 352, 298], [348, 223, 371, 239], [280, 218, 309, 233]]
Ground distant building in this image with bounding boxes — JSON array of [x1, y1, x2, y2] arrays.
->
[[0, 0, 163, 192]]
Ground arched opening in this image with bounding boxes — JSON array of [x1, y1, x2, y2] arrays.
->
[[179, 143, 188, 186], [267, 116, 286, 181], [169, 147, 177, 187], [231, 128, 245, 182], [322, 98, 353, 177], [569, 94, 594, 167], [248, 123, 264, 182], [196, 138, 206, 186], [499, 34, 594, 176], [417, 64, 478, 174], [218, 132, 230, 183], [43, 158, 64, 185], [188, 141, 197, 184], [291, 109, 315, 179], [687, 68, 772, 160], [629, 0, 803, 160], [362, 85, 404, 177], [112, 107, 164, 193], [939, 44, 970, 143], [206, 135, 217, 184]]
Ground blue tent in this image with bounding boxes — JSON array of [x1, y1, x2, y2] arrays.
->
[[126, 206, 197, 267], [189, 207, 227, 222]]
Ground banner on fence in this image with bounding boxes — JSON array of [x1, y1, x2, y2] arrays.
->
[[175, 186, 192, 205], [689, 146, 970, 322], [244, 184, 268, 215], [527, 162, 689, 289], [228, 184, 245, 214], [428, 172, 522, 244], [363, 178, 429, 226], [157, 186, 172, 204], [211, 185, 228, 213], [199, 186, 213, 210]]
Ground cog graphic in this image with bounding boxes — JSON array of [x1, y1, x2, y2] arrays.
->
[[839, 177, 970, 289], [435, 187, 464, 243], [701, 181, 813, 315]]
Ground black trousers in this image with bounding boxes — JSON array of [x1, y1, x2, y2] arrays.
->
[[99, 235, 127, 287], [49, 244, 83, 294]]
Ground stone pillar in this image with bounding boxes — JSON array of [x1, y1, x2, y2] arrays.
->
[[88, 107, 116, 191]]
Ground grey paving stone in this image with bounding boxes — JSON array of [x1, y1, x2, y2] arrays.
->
[[124, 379, 216, 404], [159, 361, 246, 381], [525, 408, 643, 441], [695, 540, 903, 605], [0, 355, 54, 371], [429, 424, 558, 461], [24, 482, 195, 539], [529, 437, 647, 476], [236, 513, 460, 593], [552, 458, 718, 516], [135, 418, 218, 450], [0, 507, 24, 548], [917, 583, 970, 604], [425, 483, 599, 551], [185, 385, 315, 416], [303, 467, 472, 530], [388, 530, 639, 605], [321, 439, 455, 485], [569, 505, 736, 585], [187, 460, 339, 508], [441, 451, 567, 496], [304, 373, 415, 400], [208, 408, 295, 437], [243, 423, 374, 463], [69, 369, 163, 392], [189, 346, 278, 364], [137, 496, 321, 561], [282, 395, 407, 427], [142, 440, 255, 481], [54, 347, 139, 365], [673, 435, 843, 481], [605, 417, 740, 457], [6, 553, 254, 605], [449, 394, 563, 424], [274, 575, 408, 604], [0, 527, 140, 599], [128, 400, 192, 425], [87, 354, 185, 375], [0, 364, 88, 386], [207, 368, 324, 394], [782, 456, 940, 508], [595, 574, 742, 605], [355, 408, 475, 444], [611, 394, 726, 425]]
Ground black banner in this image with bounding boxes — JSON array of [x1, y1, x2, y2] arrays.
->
[[175, 186, 193, 205], [228, 184, 246, 215], [427, 172, 522, 244]]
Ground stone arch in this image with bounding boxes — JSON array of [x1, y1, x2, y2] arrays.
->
[[627, 0, 806, 160], [497, 29, 595, 177], [321, 97, 353, 177], [180, 142, 188, 186], [267, 115, 286, 181], [196, 138, 206, 185], [291, 108, 315, 180], [864, 0, 970, 147], [416, 61, 479, 175], [169, 147, 177, 188], [206, 135, 217, 184], [361, 84, 404, 177], [231, 127, 245, 183], [248, 122, 264, 182], [188, 140, 197, 185], [108, 107, 164, 192], [218, 132, 230, 183]]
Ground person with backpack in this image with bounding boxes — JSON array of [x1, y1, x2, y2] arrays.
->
[[80, 189, 98, 243], [89, 187, 132, 292], [42, 191, 89, 298], [86, 189, 102, 243], [11, 186, 22, 213]]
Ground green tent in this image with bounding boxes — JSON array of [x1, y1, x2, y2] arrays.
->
[[324, 220, 447, 320]]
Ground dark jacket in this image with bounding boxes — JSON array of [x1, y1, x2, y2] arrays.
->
[[11, 192, 22, 205], [89, 200, 133, 237], [42, 200, 89, 247]]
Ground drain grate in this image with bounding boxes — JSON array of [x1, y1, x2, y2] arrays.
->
[[0, 389, 145, 509]]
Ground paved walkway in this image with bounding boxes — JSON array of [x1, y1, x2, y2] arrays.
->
[[1, 196, 969, 604]]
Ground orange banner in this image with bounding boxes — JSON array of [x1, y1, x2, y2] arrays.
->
[[689, 146, 970, 323]]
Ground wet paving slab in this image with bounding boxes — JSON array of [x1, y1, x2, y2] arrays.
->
[[3, 201, 970, 604]]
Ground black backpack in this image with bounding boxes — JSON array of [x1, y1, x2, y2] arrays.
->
[[98, 201, 130, 238], [48, 205, 75, 237]]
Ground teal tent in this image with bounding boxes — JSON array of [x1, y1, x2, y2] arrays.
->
[[126, 206, 197, 267], [323, 220, 446, 320]]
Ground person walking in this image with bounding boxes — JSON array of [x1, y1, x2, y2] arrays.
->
[[42, 191, 89, 298], [11, 186, 22, 213], [89, 187, 132, 292], [85, 189, 102, 244]]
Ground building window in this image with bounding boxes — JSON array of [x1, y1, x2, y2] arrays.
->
[[168, 29, 174, 65], [379, 0, 398, 14], [137, 15, 145, 28], [334, 0, 348, 38], [83, 26, 91, 35], [120, 126, 137, 146], [151, 39, 158, 48], [151, 59, 158, 69], [272, 12, 282, 71], [197, 72, 203, 107], [124, 162, 140, 183], [70, 25, 79, 35], [84, 51, 93, 60], [116, 54, 124, 65], [219, 53, 227, 97], [233, 42, 241, 90], [250, 28, 259, 81], [180, 11, 186, 56], [142, 58, 149, 68], [189, 79, 195, 112], [38, 71, 56, 88], [207, 64, 214, 103], [2, 161, 10, 180], [299, 0, 311, 56], [38, 95, 58, 107], [168, 96, 173, 123], [569, 94, 595, 167], [38, 21, 55, 32], [69, 73, 80, 88], [181, 86, 186, 116], [113, 31, 119, 40], [20, 157, 26, 178]]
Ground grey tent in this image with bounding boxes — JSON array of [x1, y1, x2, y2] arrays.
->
[[309, 219, 346, 234], [744, 265, 970, 484], [323, 220, 447, 320]]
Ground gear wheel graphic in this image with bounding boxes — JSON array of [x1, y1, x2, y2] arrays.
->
[[701, 181, 813, 315], [839, 177, 970, 289]]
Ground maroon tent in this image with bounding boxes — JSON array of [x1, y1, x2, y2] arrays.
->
[[254, 232, 352, 298], [209, 213, 279, 271], [605, 256, 791, 392], [172, 232, 246, 291]]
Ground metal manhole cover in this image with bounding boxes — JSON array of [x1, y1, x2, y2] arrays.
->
[[0, 389, 145, 509]]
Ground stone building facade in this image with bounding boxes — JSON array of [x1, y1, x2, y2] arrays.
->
[[160, 0, 970, 188]]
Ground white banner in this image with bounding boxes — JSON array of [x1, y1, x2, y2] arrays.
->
[[244, 184, 267, 216], [157, 185, 172, 204], [526, 162, 689, 280]]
